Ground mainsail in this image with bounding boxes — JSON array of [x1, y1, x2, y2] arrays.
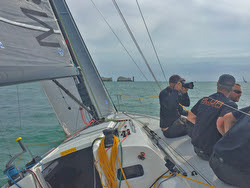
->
[[0, 0, 78, 86], [0, 0, 116, 136]]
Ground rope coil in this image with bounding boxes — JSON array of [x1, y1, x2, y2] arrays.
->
[[97, 135, 130, 188]]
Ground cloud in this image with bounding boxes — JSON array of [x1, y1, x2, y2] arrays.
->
[[66, 0, 250, 81]]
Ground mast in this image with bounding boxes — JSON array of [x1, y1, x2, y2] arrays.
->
[[50, 0, 116, 118], [40, 0, 117, 135]]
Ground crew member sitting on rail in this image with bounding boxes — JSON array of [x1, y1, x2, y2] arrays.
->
[[210, 106, 250, 188], [159, 74, 190, 138], [188, 74, 237, 160]]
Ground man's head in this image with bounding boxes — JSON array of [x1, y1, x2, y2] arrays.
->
[[217, 74, 236, 95], [229, 83, 242, 102], [169, 74, 184, 91]]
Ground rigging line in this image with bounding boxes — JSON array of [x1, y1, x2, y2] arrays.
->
[[112, 0, 162, 90], [75, 108, 80, 132], [121, 96, 128, 112], [16, 85, 22, 128], [117, 95, 121, 111], [0, 120, 12, 158], [135, 0, 167, 82], [90, 0, 148, 81], [157, 175, 173, 188], [52, 80, 92, 114], [208, 96, 250, 117], [58, 87, 71, 109]]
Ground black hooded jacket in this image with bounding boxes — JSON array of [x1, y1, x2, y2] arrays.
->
[[159, 87, 190, 128]]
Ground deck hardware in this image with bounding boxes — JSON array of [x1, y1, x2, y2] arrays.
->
[[138, 152, 145, 160], [191, 171, 198, 176]]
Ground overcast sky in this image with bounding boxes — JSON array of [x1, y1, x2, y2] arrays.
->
[[66, 0, 250, 82]]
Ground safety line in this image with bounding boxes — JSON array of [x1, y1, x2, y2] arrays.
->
[[120, 94, 157, 99], [25, 139, 64, 146], [176, 173, 216, 188]]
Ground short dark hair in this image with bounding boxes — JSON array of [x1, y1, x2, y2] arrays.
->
[[235, 83, 241, 87], [169, 74, 182, 83], [218, 74, 235, 92]]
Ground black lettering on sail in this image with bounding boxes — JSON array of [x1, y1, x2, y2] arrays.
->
[[32, 0, 41, 5], [21, 8, 60, 48]]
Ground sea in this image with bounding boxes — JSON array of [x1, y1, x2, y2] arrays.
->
[[0, 81, 249, 186]]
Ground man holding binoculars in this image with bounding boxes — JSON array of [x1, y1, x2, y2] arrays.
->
[[159, 74, 193, 138]]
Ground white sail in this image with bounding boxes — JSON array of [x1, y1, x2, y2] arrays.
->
[[0, 0, 116, 136], [39, 0, 117, 136], [41, 78, 93, 136], [0, 0, 78, 86]]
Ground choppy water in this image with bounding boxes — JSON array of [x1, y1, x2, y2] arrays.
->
[[0, 81, 249, 186]]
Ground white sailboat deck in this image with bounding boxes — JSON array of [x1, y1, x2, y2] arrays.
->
[[117, 113, 236, 188]]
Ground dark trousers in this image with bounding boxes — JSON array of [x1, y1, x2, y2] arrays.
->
[[185, 120, 194, 138], [194, 147, 210, 161], [209, 152, 250, 188], [162, 116, 187, 138]]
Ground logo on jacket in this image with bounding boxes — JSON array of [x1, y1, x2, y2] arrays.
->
[[200, 97, 224, 109]]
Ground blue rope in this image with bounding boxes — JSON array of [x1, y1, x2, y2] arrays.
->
[[38, 161, 44, 176], [6, 161, 44, 187], [6, 169, 22, 188]]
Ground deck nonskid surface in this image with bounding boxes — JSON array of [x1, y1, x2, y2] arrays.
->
[[124, 113, 236, 188]]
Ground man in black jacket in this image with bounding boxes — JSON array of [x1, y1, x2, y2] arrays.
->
[[188, 74, 237, 160], [209, 106, 250, 188], [159, 74, 190, 138]]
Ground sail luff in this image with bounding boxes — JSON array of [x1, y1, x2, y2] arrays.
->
[[37, 0, 117, 136], [52, 0, 117, 118]]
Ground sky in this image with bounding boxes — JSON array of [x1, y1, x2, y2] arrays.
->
[[66, 0, 250, 82]]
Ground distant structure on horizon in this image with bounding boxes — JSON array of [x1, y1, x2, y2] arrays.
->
[[101, 77, 112, 82], [117, 76, 134, 82]]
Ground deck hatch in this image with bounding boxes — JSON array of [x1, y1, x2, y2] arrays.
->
[[117, 164, 144, 180]]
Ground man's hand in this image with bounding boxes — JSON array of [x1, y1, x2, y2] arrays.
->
[[187, 111, 196, 124]]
